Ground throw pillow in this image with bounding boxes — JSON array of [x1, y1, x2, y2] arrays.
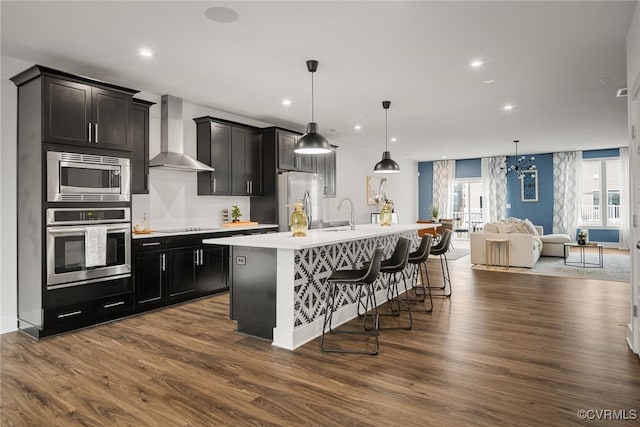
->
[[497, 223, 518, 234], [484, 223, 499, 233], [523, 218, 539, 235]]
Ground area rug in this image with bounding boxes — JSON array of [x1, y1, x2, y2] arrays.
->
[[445, 248, 470, 261], [471, 254, 630, 283]]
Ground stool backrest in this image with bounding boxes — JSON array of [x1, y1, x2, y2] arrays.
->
[[361, 247, 384, 283], [384, 237, 411, 271], [431, 229, 452, 255], [410, 234, 432, 263]]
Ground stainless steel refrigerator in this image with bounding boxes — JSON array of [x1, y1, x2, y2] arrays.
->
[[277, 172, 324, 232]]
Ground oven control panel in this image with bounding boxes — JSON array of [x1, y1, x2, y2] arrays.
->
[[46, 208, 131, 226]]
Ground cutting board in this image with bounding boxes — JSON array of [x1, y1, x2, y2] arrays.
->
[[222, 221, 258, 227]]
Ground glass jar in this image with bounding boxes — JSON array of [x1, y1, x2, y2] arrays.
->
[[380, 202, 393, 226], [290, 202, 308, 237]]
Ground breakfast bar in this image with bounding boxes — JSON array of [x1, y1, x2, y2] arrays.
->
[[205, 223, 434, 350]]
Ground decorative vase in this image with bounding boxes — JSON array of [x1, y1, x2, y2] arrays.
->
[[290, 202, 308, 237], [380, 202, 393, 226], [578, 238, 586, 245]]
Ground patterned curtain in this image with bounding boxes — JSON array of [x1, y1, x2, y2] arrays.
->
[[481, 156, 507, 224], [619, 147, 630, 249], [432, 160, 455, 218], [553, 151, 582, 235]]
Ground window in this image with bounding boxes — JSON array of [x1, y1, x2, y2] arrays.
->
[[579, 158, 620, 227]]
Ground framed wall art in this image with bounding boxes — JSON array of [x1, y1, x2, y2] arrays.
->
[[521, 170, 538, 202], [366, 176, 387, 205]]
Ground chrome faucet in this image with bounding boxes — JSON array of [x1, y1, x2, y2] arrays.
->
[[338, 197, 355, 230]]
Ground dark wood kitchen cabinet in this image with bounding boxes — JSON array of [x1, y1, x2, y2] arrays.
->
[[231, 127, 263, 196], [11, 65, 138, 151], [273, 128, 316, 172], [195, 118, 232, 195], [315, 145, 337, 197], [133, 234, 229, 311], [131, 99, 155, 194], [194, 116, 262, 196]]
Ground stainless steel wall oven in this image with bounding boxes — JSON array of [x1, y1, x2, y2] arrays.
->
[[46, 208, 131, 289], [47, 151, 130, 202]]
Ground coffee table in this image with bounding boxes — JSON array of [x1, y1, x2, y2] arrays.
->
[[563, 243, 603, 268]]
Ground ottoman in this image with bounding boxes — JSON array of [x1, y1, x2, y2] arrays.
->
[[540, 233, 572, 257]]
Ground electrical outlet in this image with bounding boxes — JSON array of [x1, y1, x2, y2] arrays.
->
[[506, 203, 511, 209], [236, 256, 246, 265]]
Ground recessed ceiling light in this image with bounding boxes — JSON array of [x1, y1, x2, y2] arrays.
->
[[204, 6, 239, 23], [470, 59, 484, 68], [354, 125, 361, 130], [483, 79, 495, 84], [442, 155, 447, 159], [282, 99, 291, 106], [390, 137, 397, 142], [139, 48, 153, 58], [503, 104, 514, 111]]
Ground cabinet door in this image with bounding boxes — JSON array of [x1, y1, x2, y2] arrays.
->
[[198, 246, 228, 294], [131, 101, 150, 194], [231, 127, 249, 196], [134, 251, 165, 308], [277, 131, 298, 171], [197, 121, 232, 196], [323, 147, 337, 197], [297, 153, 316, 173], [167, 248, 198, 299], [92, 87, 132, 151], [247, 130, 263, 195], [43, 77, 91, 145]]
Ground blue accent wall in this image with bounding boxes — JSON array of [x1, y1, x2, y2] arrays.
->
[[455, 158, 481, 178], [505, 153, 554, 234], [583, 148, 619, 159], [418, 162, 433, 220]]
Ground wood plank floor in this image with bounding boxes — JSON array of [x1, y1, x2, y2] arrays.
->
[[2, 257, 640, 426]]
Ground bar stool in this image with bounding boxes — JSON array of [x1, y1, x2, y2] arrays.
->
[[321, 248, 384, 355], [426, 229, 452, 297], [377, 237, 412, 330], [406, 234, 434, 312]]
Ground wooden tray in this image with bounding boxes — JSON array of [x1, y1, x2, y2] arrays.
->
[[222, 221, 258, 227], [133, 229, 153, 234]]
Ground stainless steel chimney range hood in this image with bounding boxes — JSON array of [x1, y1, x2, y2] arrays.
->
[[149, 95, 215, 172]]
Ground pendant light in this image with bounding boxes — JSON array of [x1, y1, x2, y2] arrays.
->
[[294, 59, 331, 155], [373, 100, 400, 173]]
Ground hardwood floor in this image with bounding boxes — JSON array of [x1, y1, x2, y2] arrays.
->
[[2, 258, 640, 426]]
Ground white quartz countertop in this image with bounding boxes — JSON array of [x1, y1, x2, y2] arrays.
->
[[203, 223, 437, 249], [132, 224, 278, 239]]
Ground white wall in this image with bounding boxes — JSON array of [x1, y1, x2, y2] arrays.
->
[[0, 55, 418, 334]]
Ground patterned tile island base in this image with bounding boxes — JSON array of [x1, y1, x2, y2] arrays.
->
[[207, 224, 433, 350]]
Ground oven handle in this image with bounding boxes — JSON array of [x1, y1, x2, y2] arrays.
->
[[48, 224, 131, 235], [59, 161, 121, 171]]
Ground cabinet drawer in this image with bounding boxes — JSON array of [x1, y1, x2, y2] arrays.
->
[[93, 293, 135, 321], [45, 304, 91, 332], [133, 237, 165, 252], [166, 235, 203, 249]]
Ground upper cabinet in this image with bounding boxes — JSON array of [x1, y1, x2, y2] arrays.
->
[[275, 129, 316, 172], [131, 99, 155, 194], [11, 65, 138, 151], [194, 116, 263, 197], [315, 145, 337, 197]]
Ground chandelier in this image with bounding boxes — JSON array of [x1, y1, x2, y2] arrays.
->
[[501, 140, 536, 178]]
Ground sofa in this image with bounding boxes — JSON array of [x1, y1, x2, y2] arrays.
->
[[470, 218, 572, 268]]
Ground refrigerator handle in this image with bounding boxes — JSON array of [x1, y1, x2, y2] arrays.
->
[[304, 190, 312, 227]]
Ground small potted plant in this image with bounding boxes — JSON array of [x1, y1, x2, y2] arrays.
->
[[577, 230, 587, 245], [231, 205, 242, 223], [430, 205, 439, 221]]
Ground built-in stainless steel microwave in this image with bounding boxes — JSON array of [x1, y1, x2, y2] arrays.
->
[[47, 151, 130, 202]]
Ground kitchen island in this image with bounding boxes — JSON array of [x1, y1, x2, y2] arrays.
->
[[205, 223, 436, 350]]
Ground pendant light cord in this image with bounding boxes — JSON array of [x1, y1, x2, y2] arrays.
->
[[311, 71, 315, 122], [385, 108, 388, 151]]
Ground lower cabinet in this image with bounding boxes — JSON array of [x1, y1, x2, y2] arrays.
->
[[133, 236, 229, 312]]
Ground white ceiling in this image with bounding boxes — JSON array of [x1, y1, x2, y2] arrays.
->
[[1, 1, 636, 161]]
